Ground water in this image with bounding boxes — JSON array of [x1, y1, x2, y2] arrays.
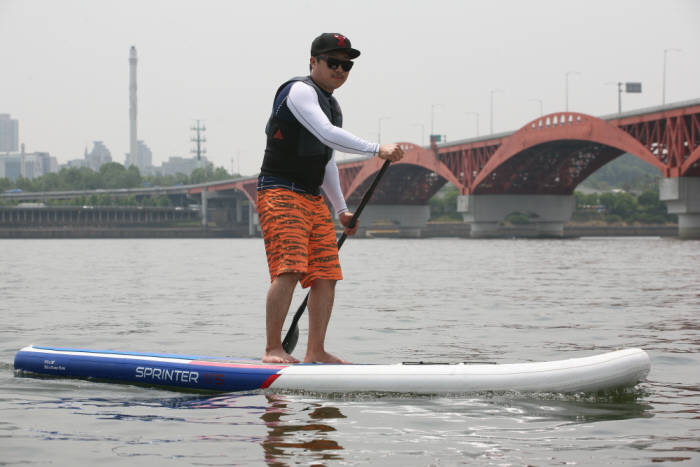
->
[[1, 237, 699, 466]]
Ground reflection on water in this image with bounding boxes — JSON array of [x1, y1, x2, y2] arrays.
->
[[0, 377, 685, 466], [261, 395, 345, 465]]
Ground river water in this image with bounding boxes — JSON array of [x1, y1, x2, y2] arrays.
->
[[1, 237, 699, 466]]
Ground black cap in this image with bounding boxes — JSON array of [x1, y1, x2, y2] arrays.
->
[[310, 33, 360, 59]]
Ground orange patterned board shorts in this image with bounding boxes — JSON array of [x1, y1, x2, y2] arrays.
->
[[257, 188, 342, 288]]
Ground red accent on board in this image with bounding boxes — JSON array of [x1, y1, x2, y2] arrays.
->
[[260, 374, 281, 389], [273, 129, 284, 140]]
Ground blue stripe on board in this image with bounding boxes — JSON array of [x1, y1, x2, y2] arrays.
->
[[15, 348, 281, 392]]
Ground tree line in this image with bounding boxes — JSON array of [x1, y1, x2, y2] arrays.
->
[[0, 162, 237, 207], [0, 162, 235, 193], [572, 190, 674, 225]]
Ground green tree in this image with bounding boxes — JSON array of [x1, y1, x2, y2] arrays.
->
[[429, 184, 461, 220], [15, 177, 34, 191], [60, 167, 100, 190], [0, 177, 13, 192], [582, 153, 662, 192], [610, 192, 638, 219], [34, 172, 63, 192], [575, 191, 601, 207], [636, 189, 672, 223], [98, 163, 142, 189]]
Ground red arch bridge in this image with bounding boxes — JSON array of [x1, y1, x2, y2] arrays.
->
[[192, 98, 700, 238]]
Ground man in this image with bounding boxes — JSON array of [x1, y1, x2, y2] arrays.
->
[[257, 32, 404, 364]]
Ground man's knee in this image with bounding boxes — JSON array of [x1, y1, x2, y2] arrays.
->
[[271, 273, 302, 292], [310, 278, 336, 291], [274, 272, 302, 283]]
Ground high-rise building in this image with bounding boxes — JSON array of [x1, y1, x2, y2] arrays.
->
[[0, 114, 19, 153], [137, 140, 152, 170], [85, 141, 112, 171], [0, 156, 21, 180], [0, 150, 55, 181], [160, 155, 211, 176], [123, 139, 153, 174], [64, 159, 87, 169]]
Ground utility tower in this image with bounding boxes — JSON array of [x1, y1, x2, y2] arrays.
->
[[191, 120, 207, 166]]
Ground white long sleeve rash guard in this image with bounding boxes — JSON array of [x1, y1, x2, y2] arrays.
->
[[286, 81, 379, 214]]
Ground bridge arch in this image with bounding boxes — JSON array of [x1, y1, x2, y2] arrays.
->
[[344, 143, 461, 204], [682, 145, 700, 175], [189, 180, 257, 204], [471, 112, 664, 194]]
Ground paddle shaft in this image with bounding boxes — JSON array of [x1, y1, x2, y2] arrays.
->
[[282, 159, 391, 353]]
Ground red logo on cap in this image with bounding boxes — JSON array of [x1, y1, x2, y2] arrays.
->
[[334, 34, 347, 47]]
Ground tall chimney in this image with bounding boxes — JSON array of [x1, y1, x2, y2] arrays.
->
[[128, 46, 138, 167]]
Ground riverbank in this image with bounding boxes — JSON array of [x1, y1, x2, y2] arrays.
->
[[0, 226, 249, 239], [422, 222, 679, 238], [0, 222, 680, 239]]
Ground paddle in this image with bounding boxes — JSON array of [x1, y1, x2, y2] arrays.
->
[[282, 159, 392, 354]]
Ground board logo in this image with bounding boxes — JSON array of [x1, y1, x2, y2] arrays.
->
[[43, 359, 66, 371], [135, 366, 199, 383]]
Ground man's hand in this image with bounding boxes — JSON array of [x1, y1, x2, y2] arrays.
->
[[339, 211, 359, 236], [378, 143, 404, 162]]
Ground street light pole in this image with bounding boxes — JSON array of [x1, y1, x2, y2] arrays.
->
[[617, 82, 622, 114], [528, 98, 543, 116], [606, 81, 642, 114], [565, 71, 580, 111], [465, 112, 479, 136], [490, 89, 503, 134], [663, 48, 681, 105]]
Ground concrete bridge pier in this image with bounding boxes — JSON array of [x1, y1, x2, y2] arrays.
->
[[249, 203, 257, 236], [457, 194, 576, 238], [660, 177, 700, 238], [200, 187, 208, 228], [352, 204, 430, 237], [235, 198, 244, 223]]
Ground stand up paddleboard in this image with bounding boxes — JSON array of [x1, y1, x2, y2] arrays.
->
[[13, 346, 650, 394]]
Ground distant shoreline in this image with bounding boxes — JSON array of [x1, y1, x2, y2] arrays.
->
[[0, 222, 679, 239]]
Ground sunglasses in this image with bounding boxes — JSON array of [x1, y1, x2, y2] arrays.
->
[[317, 55, 354, 72]]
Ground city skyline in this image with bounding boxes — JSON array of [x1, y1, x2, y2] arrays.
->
[[1, 0, 698, 176]]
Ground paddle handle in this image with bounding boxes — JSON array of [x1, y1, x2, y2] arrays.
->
[[337, 158, 390, 248], [282, 159, 391, 353]]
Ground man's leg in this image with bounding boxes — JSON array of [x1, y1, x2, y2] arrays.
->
[[304, 279, 348, 363], [263, 272, 302, 363]]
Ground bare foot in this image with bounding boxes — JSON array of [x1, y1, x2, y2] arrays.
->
[[262, 347, 299, 364], [303, 351, 350, 364]]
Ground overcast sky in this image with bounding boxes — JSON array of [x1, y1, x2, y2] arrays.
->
[[1, 0, 698, 175]]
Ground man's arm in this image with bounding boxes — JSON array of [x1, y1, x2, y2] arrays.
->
[[320, 153, 347, 215], [287, 82, 379, 156], [289, 80, 404, 233]]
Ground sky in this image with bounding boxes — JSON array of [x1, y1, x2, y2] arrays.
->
[[1, 0, 699, 176]]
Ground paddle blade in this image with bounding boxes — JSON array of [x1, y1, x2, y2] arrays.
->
[[282, 325, 299, 354]]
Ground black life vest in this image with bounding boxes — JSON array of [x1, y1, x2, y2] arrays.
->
[[260, 76, 343, 193]]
